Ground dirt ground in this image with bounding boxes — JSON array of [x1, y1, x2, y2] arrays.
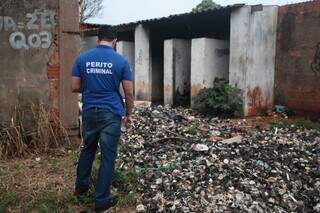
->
[[0, 112, 319, 212], [0, 145, 135, 213]]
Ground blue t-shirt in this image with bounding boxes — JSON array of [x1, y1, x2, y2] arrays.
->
[[72, 45, 132, 116]]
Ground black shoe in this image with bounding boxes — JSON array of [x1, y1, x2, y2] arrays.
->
[[94, 197, 118, 213], [74, 187, 89, 197], [74, 187, 90, 203]]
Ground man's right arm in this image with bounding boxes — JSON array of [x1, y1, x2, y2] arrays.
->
[[122, 80, 134, 116], [121, 60, 134, 127]]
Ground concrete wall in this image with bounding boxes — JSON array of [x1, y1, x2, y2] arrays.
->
[[135, 24, 152, 101], [116, 41, 135, 96], [164, 39, 191, 106], [117, 41, 135, 80], [0, 0, 58, 124], [230, 6, 278, 116], [0, 0, 79, 128], [191, 38, 229, 102], [81, 36, 96, 52], [275, 1, 320, 117]]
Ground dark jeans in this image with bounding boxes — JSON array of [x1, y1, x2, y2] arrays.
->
[[75, 108, 121, 208]]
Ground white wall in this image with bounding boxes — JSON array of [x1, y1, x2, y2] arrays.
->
[[116, 41, 135, 96], [164, 39, 191, 106], [229, 6, 278, 116], [191, 38, 230, 104], [135, 24, 152, 101]]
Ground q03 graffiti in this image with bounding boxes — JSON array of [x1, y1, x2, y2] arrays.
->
[[0, 10, 55, 50]]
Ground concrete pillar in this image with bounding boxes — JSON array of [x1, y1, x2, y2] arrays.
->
[[229, 6, 278, 116], [135, 24, 152, 101], [117, 41, 135, 96], [191, 38, 229, 103], [59, 0, 80, 129], [164, 39, 191, 106]]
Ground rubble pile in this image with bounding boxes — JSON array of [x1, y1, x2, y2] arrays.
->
[[118, 106, 320, 212]]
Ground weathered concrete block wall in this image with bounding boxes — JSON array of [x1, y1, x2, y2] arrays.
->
[[230, 6, 278, 116], [275, 1, 320, 117], [0, 0, 79, 128], [135, 24, 152, 101], [116, 41, 135, 96], [0, 0, 58, 124], [164, 39, 191, 106], [191, 38, 229, 101]]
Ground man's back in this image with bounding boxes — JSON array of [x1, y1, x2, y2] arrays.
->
[[72, 45, 132, 116], [73, 26, 134, 212]]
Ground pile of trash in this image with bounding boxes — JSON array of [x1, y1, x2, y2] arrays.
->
[[118, 105, 320, 212]]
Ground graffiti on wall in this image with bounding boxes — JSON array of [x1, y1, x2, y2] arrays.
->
[[0, 10, 55, 50], [311, 43, 320, 75]]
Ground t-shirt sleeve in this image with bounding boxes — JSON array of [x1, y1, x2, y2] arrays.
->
[[121, 60, 133, 81], [72, 57, 82, 77]]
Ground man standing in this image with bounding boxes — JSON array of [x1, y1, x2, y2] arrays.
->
[[71, 26, 134, 212]]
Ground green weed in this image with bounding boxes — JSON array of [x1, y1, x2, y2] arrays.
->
[[272, 119, 320, 131], [0, 188, 18, 212]]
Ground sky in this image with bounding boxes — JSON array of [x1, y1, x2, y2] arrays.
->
[[88, 0, 308, 25]]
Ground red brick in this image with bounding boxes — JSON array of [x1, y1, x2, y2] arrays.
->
[[48, 66, 60, 79]]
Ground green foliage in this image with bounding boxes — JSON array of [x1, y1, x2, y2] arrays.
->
[[187, 123, 200, 135], [192, 0, 221, 13], [0, 188, 18, 212], [116, 192, 137, 208], [272, 119, 320, 131], [192, 79, 243, 118], [28, 191, 77, 212]]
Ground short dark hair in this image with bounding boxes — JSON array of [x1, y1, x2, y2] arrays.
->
[[98, 26, 117, 41]]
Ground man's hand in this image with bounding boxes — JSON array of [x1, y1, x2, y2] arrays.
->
[[123, 116, 133, 128]]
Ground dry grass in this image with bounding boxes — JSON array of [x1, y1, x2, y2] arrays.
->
[[0, 148, 136, 213], [0, 104, 71, 160], [0, 149, 76, 212], [0, 104, 136, 212]]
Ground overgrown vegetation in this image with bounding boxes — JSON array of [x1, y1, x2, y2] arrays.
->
[[0, 187, 17, 213], [272, 119, 320, 131], [192, 79, 243, 118], [90, 153, 140, 208], [0, 103, 70, 159], [28, 191, 77, 213]]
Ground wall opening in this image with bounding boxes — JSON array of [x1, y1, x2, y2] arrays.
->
[[150, 28, 164, 104]]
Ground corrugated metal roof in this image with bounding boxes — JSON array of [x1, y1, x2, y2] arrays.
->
[[84, 4, 245, 32]]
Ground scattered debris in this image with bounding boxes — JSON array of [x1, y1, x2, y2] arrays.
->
[[117, 105, 320, 212], [191, 143, 209, 151], [220, 135, 243, 144], [136, 204, 147, 212]]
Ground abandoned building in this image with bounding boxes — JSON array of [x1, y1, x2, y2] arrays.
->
[[0, 0, 80, 128], [82, 1, 320, 118], [0, 1, 319, 130]]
